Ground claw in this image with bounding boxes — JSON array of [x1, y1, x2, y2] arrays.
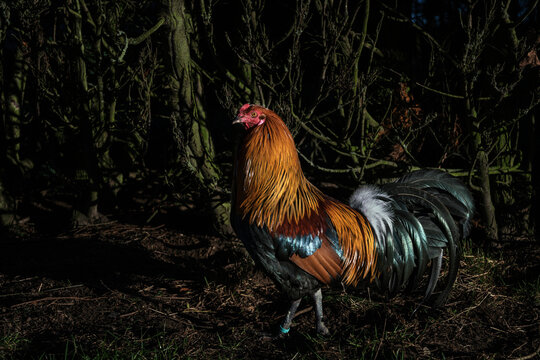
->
[[316, 322, 330, 336]]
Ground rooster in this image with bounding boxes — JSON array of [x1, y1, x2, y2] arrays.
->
[[231, 104, 474, 337]]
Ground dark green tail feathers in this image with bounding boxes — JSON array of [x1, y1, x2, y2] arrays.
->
[[349, 170, 474, 305]]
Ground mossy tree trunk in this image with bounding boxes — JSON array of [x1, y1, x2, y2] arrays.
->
[[162, 0, 231, 234], [532, 112, 539, 238], [5, 46, 24, 166], [476, 149, 499, 242], [0, 3, 31, 227], [459, 4, 500, 243], [4, 39, 34, 174], [0, 177, 14, 226], [495, 2, 520, 208], [69, 0, 103, 225], [0, 2, 14, 226], [467, 98, 499, 242]]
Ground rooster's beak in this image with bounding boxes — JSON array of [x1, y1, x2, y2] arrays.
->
[[232, 117, 243, 125]]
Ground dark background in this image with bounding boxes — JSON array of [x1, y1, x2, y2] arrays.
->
[[0, 0, 538, 358], [0, 0, 538, 240]]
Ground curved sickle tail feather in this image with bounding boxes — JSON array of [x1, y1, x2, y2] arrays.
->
[[350, 170, 474, 306]]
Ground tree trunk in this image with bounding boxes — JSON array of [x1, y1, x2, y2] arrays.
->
[[6, 46, 24, 165], [477, 150, 499, 242], [0, 2, 14, 227], [532, 112, 539, 240], [466, 82, 499, 242], [163, 0, 232, 235], [5, 44, 33, 173], [496, 3, 519, 209], [0, 177, 14, 226], [70, 0, 104, 226]]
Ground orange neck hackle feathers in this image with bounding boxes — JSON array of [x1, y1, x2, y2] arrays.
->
[[233, 105, 378, 285]]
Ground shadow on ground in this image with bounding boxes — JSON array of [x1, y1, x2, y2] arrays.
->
[[0, 222, 539, 359]]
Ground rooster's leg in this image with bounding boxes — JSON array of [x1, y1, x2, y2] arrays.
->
[[313, 288, 329, 335], [278, 297, 301, 335]]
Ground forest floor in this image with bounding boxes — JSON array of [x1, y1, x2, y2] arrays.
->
[[0, 219, 539, 359]]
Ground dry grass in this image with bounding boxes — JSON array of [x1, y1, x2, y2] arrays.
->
[[0, 222, 538, 359]]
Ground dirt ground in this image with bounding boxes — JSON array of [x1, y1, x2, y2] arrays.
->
[[0, 221, 539, 359]]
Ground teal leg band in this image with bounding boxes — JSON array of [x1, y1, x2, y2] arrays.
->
[[279, 325, 290, 334]]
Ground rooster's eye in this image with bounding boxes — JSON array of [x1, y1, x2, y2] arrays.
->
[[251, 112, 258, 118]]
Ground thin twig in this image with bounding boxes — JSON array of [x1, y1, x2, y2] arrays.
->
[[0, 284, 85, 298], [293, 306, 313, 319], [11, 296, 99, 308], [373, 316, 387, 360], [511, 342, 540, 360]]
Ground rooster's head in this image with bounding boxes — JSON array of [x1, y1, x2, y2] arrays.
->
[[233, 104, 268, 130]]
